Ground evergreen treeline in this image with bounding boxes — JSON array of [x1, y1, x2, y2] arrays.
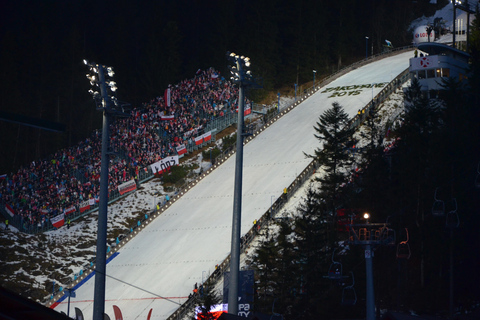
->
[[0, 0, 445, 174], [247, 11, 480, 319]]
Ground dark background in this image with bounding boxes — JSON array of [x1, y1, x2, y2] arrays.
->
[[0, 0, 443, 174]]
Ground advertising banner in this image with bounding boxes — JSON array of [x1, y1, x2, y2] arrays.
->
[[410, 55, 438, 71], [223, 270, 254, 317]]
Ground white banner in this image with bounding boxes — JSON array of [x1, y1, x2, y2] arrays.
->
[[118, 179, 137, 195], [150, 155, 179, 175]]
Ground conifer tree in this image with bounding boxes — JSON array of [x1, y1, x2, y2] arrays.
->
[[312, 102, 355, 213]]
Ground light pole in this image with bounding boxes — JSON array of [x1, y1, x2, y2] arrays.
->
[[365, 37, 369, 59], [227, 52, 256, 316], [84, 59, 122, 320], [294, 83, 298, 101], [313, 70, 317, 89]]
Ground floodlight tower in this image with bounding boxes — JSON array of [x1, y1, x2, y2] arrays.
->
[[226, 52, 255, 315], [84, 59, 121, 320], [348, 213, 395, 320]]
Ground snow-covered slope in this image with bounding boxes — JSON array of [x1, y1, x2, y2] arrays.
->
[[51, 51, 413, 320]]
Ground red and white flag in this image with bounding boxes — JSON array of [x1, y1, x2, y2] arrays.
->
[[203, 131, 212, 142], [5, 204, 15, 217], [79, 200, 90, 213], [194, 135, 204, 145], [236, 105, 252, 116], [244, 105, 252, 115], [118, 179, 137, 195], [51, 213, 65, 228], [176, 144, 187, 155], [65, 206, 76, 215]]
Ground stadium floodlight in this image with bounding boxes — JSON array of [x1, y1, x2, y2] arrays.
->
[[83, 59, 125, 320], [226, 51, 258, 316]]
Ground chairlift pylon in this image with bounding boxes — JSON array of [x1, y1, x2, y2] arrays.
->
[[432, 188, 445, 216], [341, 271, 357, 306], [446, 198, 460, 229], [396, 228, 411, 259]]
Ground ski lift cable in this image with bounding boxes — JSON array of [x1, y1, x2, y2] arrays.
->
[[101, 272, 182, 306]]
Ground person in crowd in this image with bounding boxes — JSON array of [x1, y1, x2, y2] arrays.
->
[[0, 68, 251, 231]]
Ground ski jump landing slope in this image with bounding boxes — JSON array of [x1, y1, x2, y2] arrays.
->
[[54, 50, 413, 320]]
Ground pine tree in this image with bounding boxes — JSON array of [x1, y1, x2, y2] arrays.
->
[[290, 186, 332, 317], [312, 102, 356, 213]]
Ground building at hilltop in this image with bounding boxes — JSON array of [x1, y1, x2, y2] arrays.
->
[[409, 42, 470, 98]]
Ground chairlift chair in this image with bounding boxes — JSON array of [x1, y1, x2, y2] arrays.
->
[[432, 188, 445, 216], [341, 272, 357, 306], [381, 226, 396, 246], [396, 228, 411, 259], [445, 198, 460, 229], [326, 249, 343, 280]]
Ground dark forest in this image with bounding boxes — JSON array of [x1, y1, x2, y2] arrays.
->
[[0, 0, 444, 174]]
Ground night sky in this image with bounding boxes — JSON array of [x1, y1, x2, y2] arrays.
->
[[0, 0, 439, 173]]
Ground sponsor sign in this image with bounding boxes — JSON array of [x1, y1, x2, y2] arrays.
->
[[118, 179, 137, 195], [150, 156, 179, 175], [410, 55, 438, 71], [413, 25, 435, 44], [223, 270, 254, 317]]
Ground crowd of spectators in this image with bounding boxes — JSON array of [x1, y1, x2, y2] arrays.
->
[[0, 68, 249, 232]]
